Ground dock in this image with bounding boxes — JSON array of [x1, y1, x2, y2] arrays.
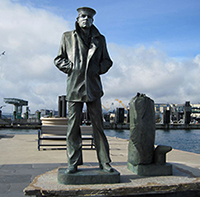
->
[[2, 120, 200, 130], [0, 134, 200, 196], [104, 122, 200, 130]]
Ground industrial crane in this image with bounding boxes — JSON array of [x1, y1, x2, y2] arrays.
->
[[102, 104, 109, 112], [4, 98, 28, 119], [115, 99, 128, 111]]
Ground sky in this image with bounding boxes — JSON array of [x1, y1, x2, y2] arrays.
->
[[0, 0, 200, 114]]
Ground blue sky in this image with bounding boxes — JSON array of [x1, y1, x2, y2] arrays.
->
[[1, 0, 200, 113], [19, 0, 200, 58]]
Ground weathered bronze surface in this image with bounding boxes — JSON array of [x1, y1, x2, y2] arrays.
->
[[54, 7, 113, 174], [128, 93, 156, 165], [128, 93, 172, 176]]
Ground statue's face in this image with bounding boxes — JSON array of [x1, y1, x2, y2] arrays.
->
[[77, 12, 93, 28]]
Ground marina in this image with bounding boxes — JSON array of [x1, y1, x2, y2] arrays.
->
[[1, 127, 199, 155], [1, 1, 200, 195], [1, 107, 200, 196]]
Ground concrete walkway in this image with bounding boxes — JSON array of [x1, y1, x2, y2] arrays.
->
[[0, 134, 200, 196]]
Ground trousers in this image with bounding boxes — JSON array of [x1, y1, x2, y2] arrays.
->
[[67, 98, 111, 167]]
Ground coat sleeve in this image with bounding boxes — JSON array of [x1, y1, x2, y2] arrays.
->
[[99, 36, 113, 75], [54, 33, 73, 75]]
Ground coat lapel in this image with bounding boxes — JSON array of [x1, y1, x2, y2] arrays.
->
[[72, 31, 77, 65], [86, 37, 98, 68]]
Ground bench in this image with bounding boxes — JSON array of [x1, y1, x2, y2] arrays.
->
[[38, 125, 95, 150]]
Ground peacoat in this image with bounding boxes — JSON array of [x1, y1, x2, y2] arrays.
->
[[54, 24, 113, 102]]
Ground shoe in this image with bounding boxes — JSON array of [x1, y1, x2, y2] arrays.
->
[[99, 163, 114, 173], [67, 165, 77, 173]]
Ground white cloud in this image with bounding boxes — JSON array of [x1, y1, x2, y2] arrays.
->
[[1, 0, 200, 114], [0, 0, 69, 113], [102, 43, 200, 108]]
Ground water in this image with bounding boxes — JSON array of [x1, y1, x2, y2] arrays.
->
[[104, 129, 200, 154], [0, 128, 199, 154]]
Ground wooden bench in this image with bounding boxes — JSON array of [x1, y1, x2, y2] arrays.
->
[[38, 125, 95, 150]]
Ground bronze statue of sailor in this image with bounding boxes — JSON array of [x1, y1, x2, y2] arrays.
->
[[54, 7, 113, 173]]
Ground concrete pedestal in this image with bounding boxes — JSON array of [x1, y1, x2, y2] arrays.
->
[[58, 167, 120, 185], [127, 162, 172, 176], [23, 165, 200, 197]]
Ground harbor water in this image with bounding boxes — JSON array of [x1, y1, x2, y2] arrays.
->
[[0, 128, 199, 154], [104, 129, 200, 154]]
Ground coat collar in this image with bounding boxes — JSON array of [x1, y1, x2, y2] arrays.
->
[[73, 23, 101, 67], [74, 22, 101, 39]]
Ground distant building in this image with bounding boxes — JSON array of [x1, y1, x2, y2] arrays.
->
[[191, 104, 200, 122], [155, 102, 193, 124], [39, 109, 58, 118], [154, 103, 170, 123]]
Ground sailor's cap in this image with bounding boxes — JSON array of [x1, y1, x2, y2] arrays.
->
[[77, 7, 96, 17]]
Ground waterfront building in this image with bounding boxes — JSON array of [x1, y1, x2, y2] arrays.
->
[[191, 103, 200, 123], [155, 102, 193, 124], [154, 103, 170, 123]]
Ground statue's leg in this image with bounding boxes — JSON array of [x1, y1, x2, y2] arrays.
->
[[87, 99, 113, 172], [67, 102, 83, 171]]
